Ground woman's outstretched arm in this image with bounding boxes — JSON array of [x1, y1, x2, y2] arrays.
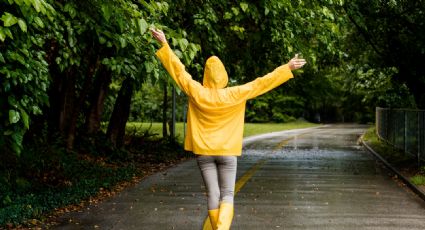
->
[[230, 55, 306, 100], [151, 29, 202, 97]]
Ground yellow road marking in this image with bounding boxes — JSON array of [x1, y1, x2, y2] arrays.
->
[[202, 132, 310, 230], [234, 159, 267, 194]]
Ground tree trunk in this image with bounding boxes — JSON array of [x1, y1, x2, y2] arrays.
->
[[162, 83, 168, 137], [45, 39, 75, 137], [106, 78, 134, 148], [85, 66, 112, 135], [53, 67, 77, 137], [65, 55, 99, 150]]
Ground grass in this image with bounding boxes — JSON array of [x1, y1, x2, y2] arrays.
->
[[411, 175, 425, 186], [242, 121, 319, 137], [362, 127, 413, 165], [126, 120, 320, 143], [363, 126, 425, 186]]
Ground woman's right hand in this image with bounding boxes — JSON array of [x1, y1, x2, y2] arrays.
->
[[150, 28, 167, 45], [288, 54, 307, 70]]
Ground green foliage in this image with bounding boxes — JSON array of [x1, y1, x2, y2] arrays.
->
[[3, 0, 421, 156], [1, 133, 122, 222], [344, 66, 416, 114], [343, 0, 425, 107], [162, 0, 364, 122], [126, 122, 186, 143], [1, 0, 53, 155], [127, 81, 187, 123], [246, 91, 305, 123], [411, 175, 425, 186], [0, 131, 188, 227], [1, 0, 201, 156]]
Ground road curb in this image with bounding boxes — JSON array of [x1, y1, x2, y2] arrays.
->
[[360, 136, 425, 202]]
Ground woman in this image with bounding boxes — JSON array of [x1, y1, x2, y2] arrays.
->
[[151, 28, 306, 230]]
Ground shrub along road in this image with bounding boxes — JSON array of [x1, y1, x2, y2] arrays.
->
[[52, 124, 425, 229]]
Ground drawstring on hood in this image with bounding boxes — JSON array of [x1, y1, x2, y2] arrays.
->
[[203, 56, 228, 89]]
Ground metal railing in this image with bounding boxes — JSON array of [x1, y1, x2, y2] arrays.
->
[[376, 107, 425, 165]]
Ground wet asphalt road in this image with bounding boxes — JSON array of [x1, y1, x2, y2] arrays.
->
[[53, 124, 425, 229]]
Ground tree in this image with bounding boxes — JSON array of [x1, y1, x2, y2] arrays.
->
[[1, 0, 201, 155], [342, 0, 425, 107], [1, 0, 55, 155]]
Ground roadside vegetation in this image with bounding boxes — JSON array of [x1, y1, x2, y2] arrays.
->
[[242, 120, 319, 137], [0, 134, 189, 228], [363, 127, 425, 187]]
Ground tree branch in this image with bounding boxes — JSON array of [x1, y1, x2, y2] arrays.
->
[[342, 4, 384, 57]]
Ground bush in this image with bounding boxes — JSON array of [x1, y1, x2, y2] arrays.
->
[[0, 129, 189, 227], [0, 143, 137, 226]]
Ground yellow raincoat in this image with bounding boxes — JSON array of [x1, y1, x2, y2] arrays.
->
[[156, 43, 293, 156]]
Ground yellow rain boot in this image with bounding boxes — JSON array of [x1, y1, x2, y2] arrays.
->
[[216, 202, 234, 230], [208, 209, 219, 229]]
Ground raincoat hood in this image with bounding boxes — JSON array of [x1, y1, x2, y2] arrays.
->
[[203, 56, 228, 89]]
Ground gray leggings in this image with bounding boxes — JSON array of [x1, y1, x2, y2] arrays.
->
[[196, 155, 237, 210]]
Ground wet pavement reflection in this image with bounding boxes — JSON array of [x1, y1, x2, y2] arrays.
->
[[234, 124, 425, 230]]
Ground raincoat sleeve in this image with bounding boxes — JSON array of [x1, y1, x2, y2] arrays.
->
[[155, 43, 203, 97], [231, 64, 294, 100]]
